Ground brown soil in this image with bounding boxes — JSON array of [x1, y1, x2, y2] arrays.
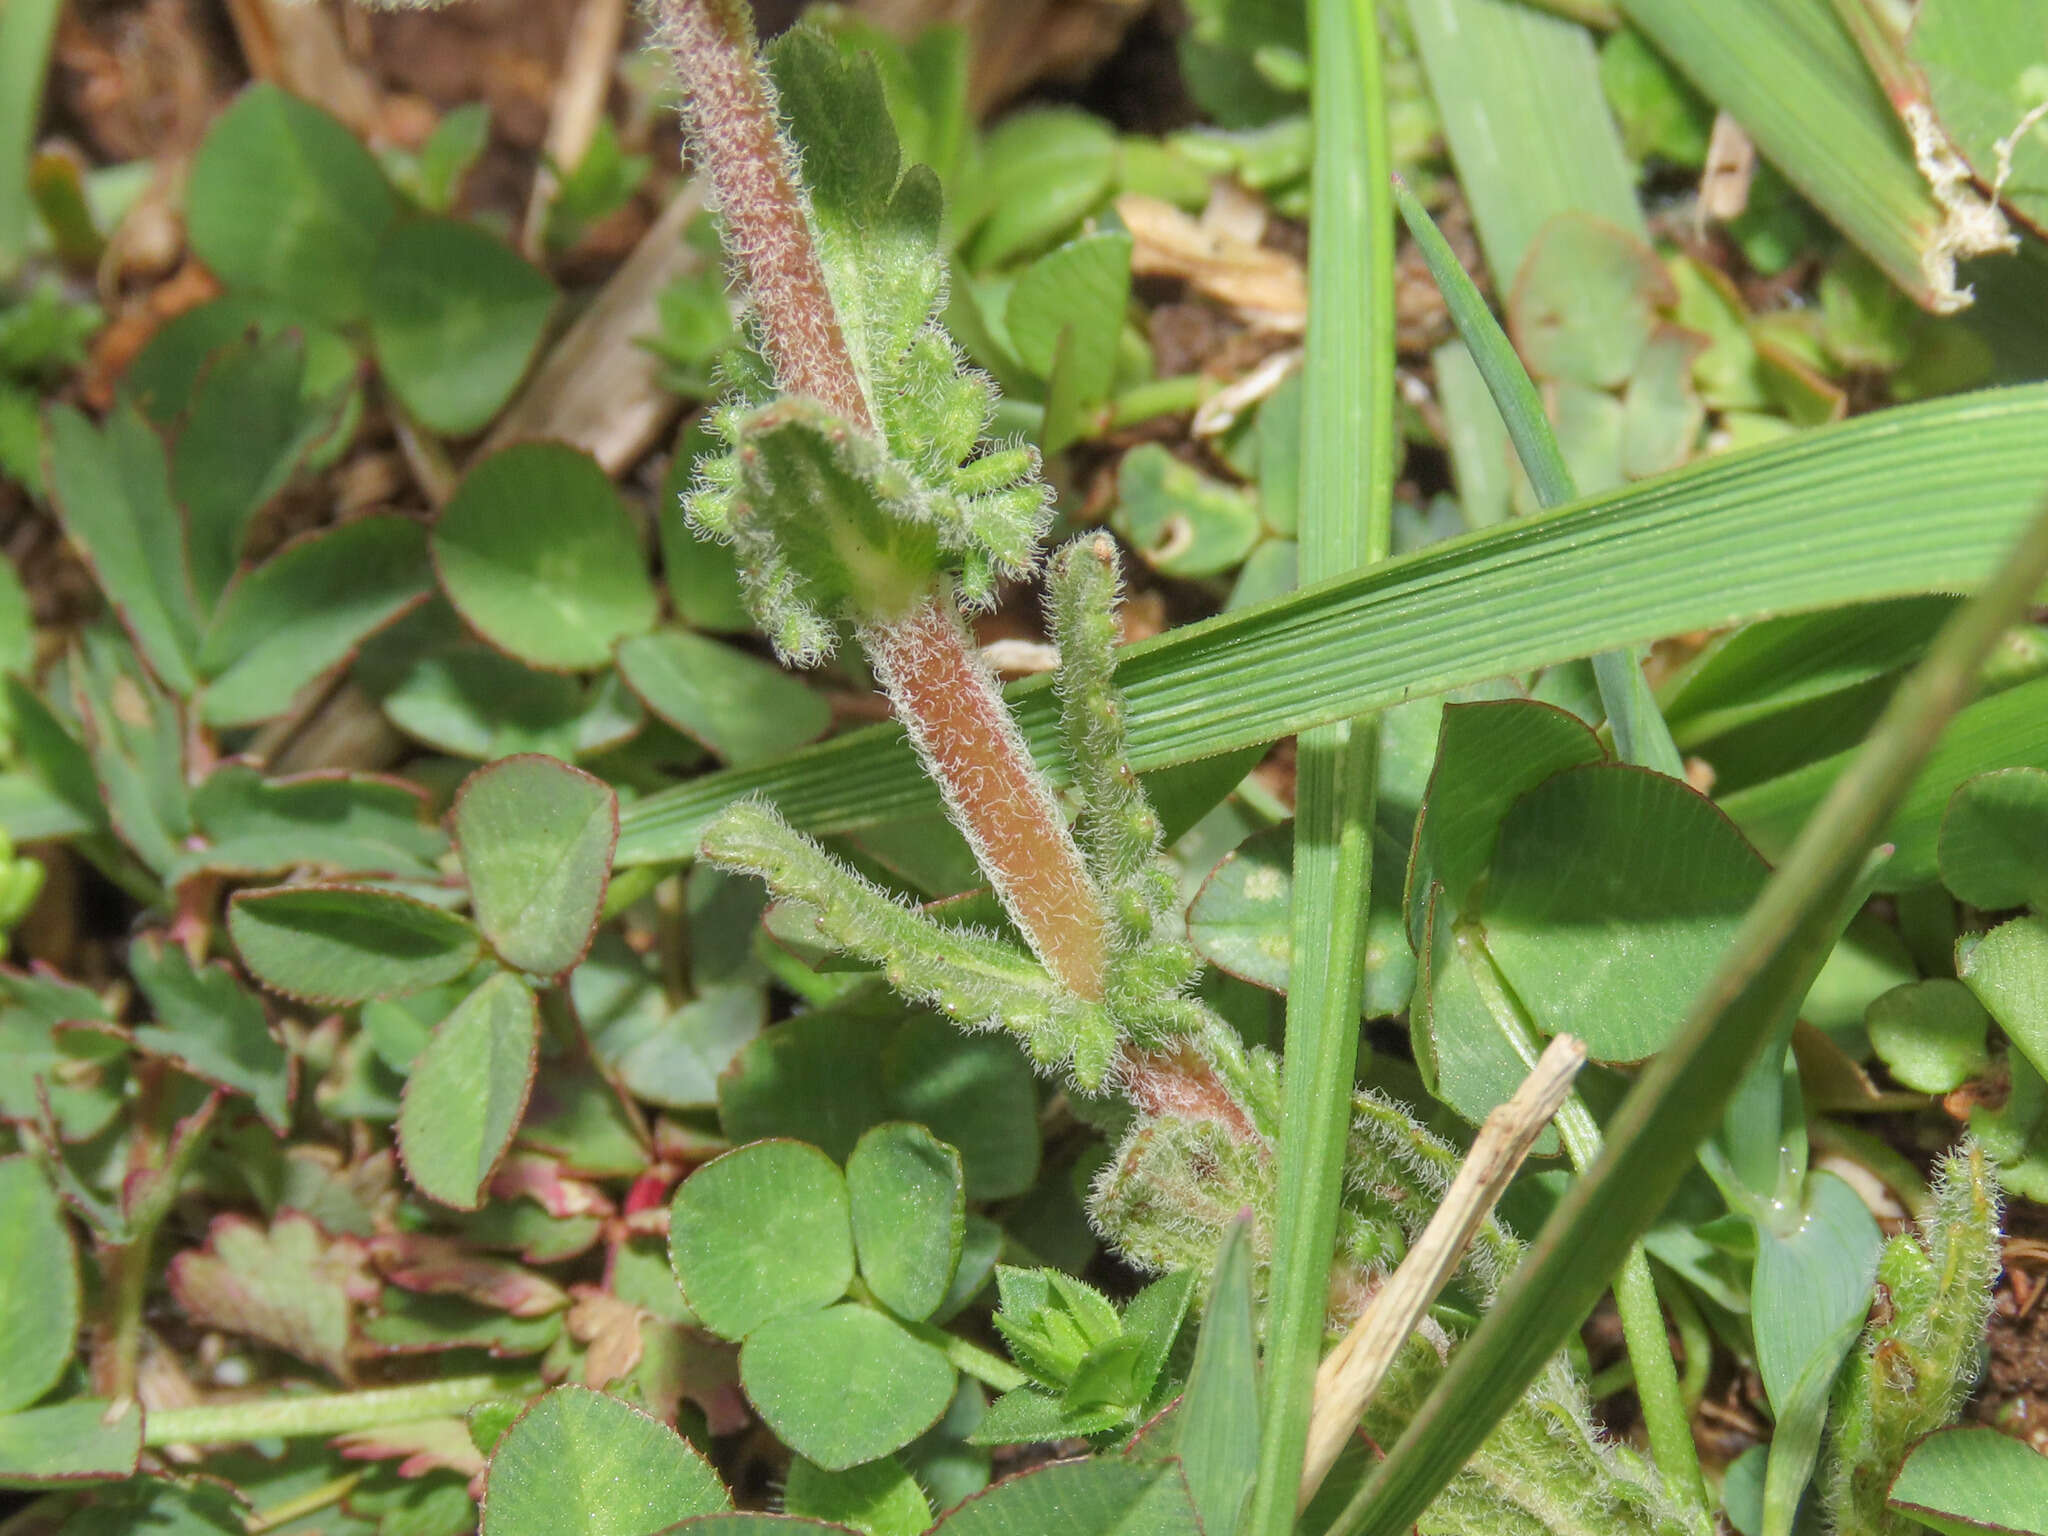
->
[[1974, 1200, 2048, 1452]]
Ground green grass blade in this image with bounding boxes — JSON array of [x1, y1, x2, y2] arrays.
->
[[1392, 177, 1683, 778], [1328, 498, 2048, 1536], [1620, 0, 1965, 311], [614, 386, 2048, 867], [1402, 0, 1642, 286], [1173, 1216, 1260, 1536], [1394, 178, 1572, 503], [1246, 0, 1396, 1530]]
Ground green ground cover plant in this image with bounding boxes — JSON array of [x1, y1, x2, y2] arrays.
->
[[3, 0, 2048, 1532]]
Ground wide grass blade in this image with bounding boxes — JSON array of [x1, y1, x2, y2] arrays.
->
[[1326, 498, 2048, 1536], [1245, 0, 1396, 1530], [1621, 0, 1973, 312], [614, 385, 2048, 866]]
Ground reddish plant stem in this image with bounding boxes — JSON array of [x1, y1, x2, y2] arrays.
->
[[864, 597, 1108, 999], [656, 0, 870, 428], [657, 0, 1110, 997], [1119, 1039, 1259, 1144]]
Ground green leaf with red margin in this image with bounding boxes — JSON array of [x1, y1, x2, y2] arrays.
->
[[42, 404, 199, 695], [481, 1386, 729, 1536], [397, 972, 541, 1211], [229, 885, 483, 1006], [178, 762, 445, 884], [184, 83, 398, 326], [669, 1140, 855, 1342], [0, 1157, 77, 1414], [739, 1304, 955, 1470], [168, 1212, 377, 1380], [845, 1122, 964, 1323], [452, 756, 617, 979], [368, 216, 558, 437], [128, 935, 293, 1134], [0, 1398, 141, 1487], [197, 515, 434, 729]]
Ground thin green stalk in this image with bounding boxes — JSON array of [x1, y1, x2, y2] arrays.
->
[[1245, 0, 1395, 1531], [1567, 1109, 1708, 1513], [914, 1325, 1029, 1394], [1107, 373, 1213, 430], [1461, 926, 1706, 1511], [98, 1084, 218, 1402], [143, 1374, 532, 1447], [1662, 1268, 1712, 1408], [247, 1474, 363, 1533], [1392, 176, 1683, 779], [1333, 499, 2048, 1536]]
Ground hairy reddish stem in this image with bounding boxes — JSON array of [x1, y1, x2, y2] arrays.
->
[[655, 0, 871, 427], [865, 596, 1108, 998], [657, 0, 1110, 996]]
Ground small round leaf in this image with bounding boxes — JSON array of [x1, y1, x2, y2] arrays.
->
[[229, 885, 483, 1005], [1939, 767, 2048, 912], [740, 1304, 955, 1470], [1509, 213, 1674, 389], [846, 1124, 964, 1323], [397, 972, 541, 1210], [669, 1140, 854, 1341], [453, 755, 618, 978], [1866, 980, 1992, 1095], [433, 443, 659, 671], [482, 1386, 729, 1536], [1960, 914, 2048, 1086], [185, 84, 398, 325], [369, 217, 558, 436]]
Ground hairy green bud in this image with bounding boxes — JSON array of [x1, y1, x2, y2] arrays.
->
[[1822, 1142, 2003, 1534], [1047, 535, 1208, 1046]]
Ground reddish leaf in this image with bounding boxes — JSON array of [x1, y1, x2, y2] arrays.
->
[[489, 1153, 615, 1218], [369, 1232, 568, 1318], [170, 1212, 377, 1380], [568, 1286, 648, 1391], [336, 1416, 488, 1480]]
